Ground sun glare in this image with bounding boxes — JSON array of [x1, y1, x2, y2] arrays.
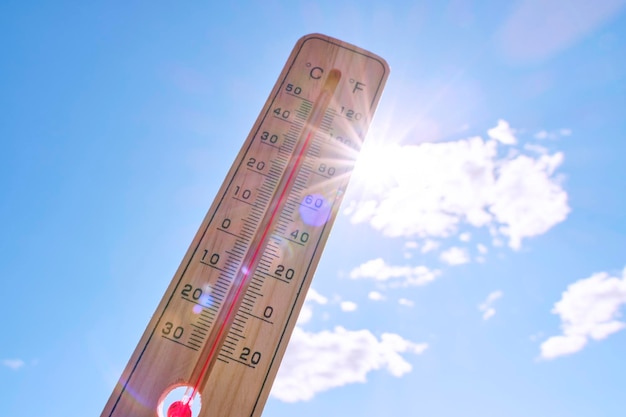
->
[[351, 119, 406, 197]]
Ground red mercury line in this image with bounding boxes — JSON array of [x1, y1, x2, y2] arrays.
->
[[167, 70, 342, 417], [188, 127, 315, 398]]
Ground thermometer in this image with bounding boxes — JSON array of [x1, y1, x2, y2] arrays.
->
[[100, 33, 389, 417]]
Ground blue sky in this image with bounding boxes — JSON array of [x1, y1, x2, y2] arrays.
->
[[1, 1, 626, 416]]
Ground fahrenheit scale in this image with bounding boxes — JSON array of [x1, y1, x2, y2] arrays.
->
[[101, 34, 389, 417]]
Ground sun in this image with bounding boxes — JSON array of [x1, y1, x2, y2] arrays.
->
[[350, 127, 405, 199]]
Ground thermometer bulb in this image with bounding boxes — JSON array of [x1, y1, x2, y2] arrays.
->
[[99, 34, 389, 417], [167, 401, 192, 417]]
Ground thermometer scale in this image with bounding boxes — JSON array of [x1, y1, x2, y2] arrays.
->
[[101, 33, 389, 417]]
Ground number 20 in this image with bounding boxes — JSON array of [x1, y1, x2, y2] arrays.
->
[[240, 347, 261, 365]]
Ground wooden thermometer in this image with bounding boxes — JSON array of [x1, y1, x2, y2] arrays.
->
[[101, 33, 389, 417]]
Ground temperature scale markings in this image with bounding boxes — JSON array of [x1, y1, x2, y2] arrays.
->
[[232, 316, 246, 332], [226, 334, 242, 344], [223, 338, 237, 346], [243, 291, 257, 300], [213, 278, 232, 292], [254, 269, 290, 284], [239, 309, 273, 325], [206, 287, 226, 301], [286, 92, 313, 102], [310, 169, 337, 179], [254, 195, 270, 206], [277, 146, 293, 157], [195, 67, 329, 408], [245, 287, 263, 297], [100, 35, 389, 417], [161, 336, 199, 351], [268, 167, 284, 178], [188, 340, 203, 349], [232, 196, 255, 206], [230, 326, 246, 337], [195, 319, 212, 330], [270, 157, 287, 167], [240, 300, 255, 310], [190, 333, 206, 343], [222, 339, 237, 348], [200, 305, 218, 317], [248, 211, 264, 227], [273, 115, 296, 125], [247, 167, 270, 178], [232, 241, 248, 252], [239, 229, 254, 239], [226, 248, 245, 258], [260, 141, 280, 150], [296, 104, 313, 116], [181, 298, 218, 317], [258, 185, 276, 197], [256, 259, 272, 270], [248, 284, 263, 294], [275, 233, 305, 247], [243, 291, 258, 300], [217, 227, 245, 239], [190, 324, 208, 334], [283, 134, 299, 146], [321, 117, 333, 131], [299, 203, 321, 213], [217, 354, 256, 369], [199, 309, 217, 319], [309, 138, 324, 151], [199, 260, 228, 273]]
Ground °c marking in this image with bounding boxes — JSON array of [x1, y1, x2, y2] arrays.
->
[[309, 66, 323, 80]]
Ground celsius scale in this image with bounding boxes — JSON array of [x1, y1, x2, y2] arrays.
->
[[101, 33, 389, 417]]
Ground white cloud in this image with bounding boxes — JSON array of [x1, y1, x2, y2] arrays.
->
[[540, 268, 626, 360], [2, 359, 25, 370], [524, 143, 549, 154], [349, 258, 441, 287], [345, 120, 569, 250], [368, 291, 385, 301], [421, 240, 440, 254], [439, 247, 470, 266], [298, 288, 328, 325], [491, 153, 569, 249], [297, 306, 313, 325], [479, 290, 503, 321], [346, 136, 497, 239], [477, 244, 488, 254], [459, 232, 471, 242], [540, 335, 587, 359], [482, 308, 496, 320], [340, 301, 358, 312], [534, 128, 573, 140], [404, 241, 418, 250], [271, 326, 427, 402], [403, 241, 418, 259], [488, 119, 517, 145], [306, 288, 328, 305], [497, 0, 626, 63], [398, 298, 415, 307]]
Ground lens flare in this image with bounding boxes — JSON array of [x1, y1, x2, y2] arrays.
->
[[299, 193, 332, 226]]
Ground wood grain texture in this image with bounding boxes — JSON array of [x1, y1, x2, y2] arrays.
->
[[100, 33, 389, 417]]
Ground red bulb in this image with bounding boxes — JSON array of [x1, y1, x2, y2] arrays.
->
[[167, 400, 192, 417]]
